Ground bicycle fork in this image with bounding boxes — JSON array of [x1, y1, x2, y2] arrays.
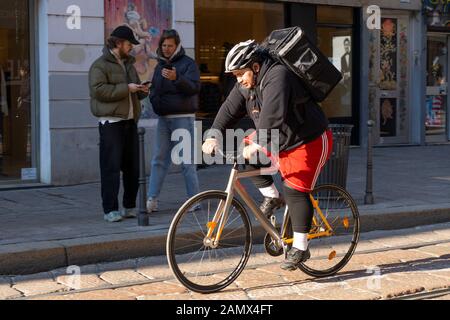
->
[[204, 166, 239, 249]]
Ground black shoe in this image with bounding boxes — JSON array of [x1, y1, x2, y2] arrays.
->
[[280, 248, 311, 271], [260, 196, 285, 217]]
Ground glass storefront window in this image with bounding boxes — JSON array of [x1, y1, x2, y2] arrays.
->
[[317, 6, 353, 25], [0, 0, 32, 181], [195, 0, 284, 117], [317, 27, 353, 120], [426, 35, 448, 141], [315, 5, 354, 133]]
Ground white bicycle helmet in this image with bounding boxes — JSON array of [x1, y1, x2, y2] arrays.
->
[[224, 40, 258, 73]]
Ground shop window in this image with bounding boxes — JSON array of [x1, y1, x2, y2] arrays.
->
[[0, 0, 32, 181], [316, 5, 354, 124], [426, 35, 448, 140], [195, 0, 284, 117], [317, 27, 353, 120], [317, 5, 353, 25]]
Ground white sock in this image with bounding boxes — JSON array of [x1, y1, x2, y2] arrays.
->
[[259, 184, 280, 199], [293, 232, 309, 251]]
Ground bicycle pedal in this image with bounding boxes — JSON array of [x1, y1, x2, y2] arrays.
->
[[270, 215, 276, 227]]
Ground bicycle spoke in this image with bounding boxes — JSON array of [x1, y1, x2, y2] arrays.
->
[[195, 248, 208, 280], [218, 242, 242, 248], [220, 225, 245, 239], [207, 200, 211, 226], [174, 242, 203, 251], [224, 207, 240, 228], [191, 211, 206, 237], [184, 245, 206, 265], [175, 234, 204, 242]]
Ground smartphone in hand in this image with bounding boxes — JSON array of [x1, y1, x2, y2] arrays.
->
[[141, 80, 151, 86]]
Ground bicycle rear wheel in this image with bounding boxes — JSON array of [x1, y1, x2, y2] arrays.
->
[[166, 190, 252, 293], [298, 184, 360, 277]]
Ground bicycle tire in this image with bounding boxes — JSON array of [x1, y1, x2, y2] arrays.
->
[[298, 184, 360, 277], [166, 190, 252, 293]]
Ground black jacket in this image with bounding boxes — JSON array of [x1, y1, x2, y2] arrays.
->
[[210, 57, 328, 153], [150, 46, 201, 116]]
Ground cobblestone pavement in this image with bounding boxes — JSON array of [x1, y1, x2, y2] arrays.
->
[[1, 222, 449, 301]]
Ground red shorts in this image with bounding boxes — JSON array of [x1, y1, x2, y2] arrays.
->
[[279, 130, 333, 192], [243, 129, 333, 193]]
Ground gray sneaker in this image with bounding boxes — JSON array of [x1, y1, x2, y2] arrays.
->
[[121, 207, 137, 218], [146, 198, 158, 213], [280, 248, 311, 271], [104, 211, 123, 222]]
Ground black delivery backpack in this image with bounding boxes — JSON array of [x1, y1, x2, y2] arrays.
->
[[261, 27, 343, 102]]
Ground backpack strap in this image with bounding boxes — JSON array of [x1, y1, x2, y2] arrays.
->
[[258, 61, 311, 105]]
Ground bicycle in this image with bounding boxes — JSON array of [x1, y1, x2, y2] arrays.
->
[[166, 151, 360, 294]]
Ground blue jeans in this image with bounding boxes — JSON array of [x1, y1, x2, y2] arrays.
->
[[147, 116, 200, 199]]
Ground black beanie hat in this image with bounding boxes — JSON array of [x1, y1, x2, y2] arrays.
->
[[110, 25, 140, 45]]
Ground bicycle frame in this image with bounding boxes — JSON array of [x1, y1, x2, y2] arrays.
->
[[205, 162, 335, 249]]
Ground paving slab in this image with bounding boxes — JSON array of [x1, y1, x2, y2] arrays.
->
[[114, 281, 188, 298], [346, 277, 425, 299], [304, 285, 381, 300], [386, 272, 449, 292], [99, 270, 149, 285], [0, 284, 22, 299], [12, 274, 68, 296]]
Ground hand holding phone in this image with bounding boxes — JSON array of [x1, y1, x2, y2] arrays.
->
[[141, 80, 151, 86], [162, 66, 177, 81]]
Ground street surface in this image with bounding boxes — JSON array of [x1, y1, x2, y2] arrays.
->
[[1, 222, 449, 300]]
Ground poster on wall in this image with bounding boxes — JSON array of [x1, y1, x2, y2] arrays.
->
[[426, 95, 446, 133], [380, 98, 396, 137], [329, 35, 352, 118], [105, 0, 172, 80], [105, 0, 172, 118], [379, 18, 397, 91]]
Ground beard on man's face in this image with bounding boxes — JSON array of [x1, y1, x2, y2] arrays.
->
[[118, 46, 131, 59]]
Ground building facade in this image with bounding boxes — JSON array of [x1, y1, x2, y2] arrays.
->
[[0, 0, 441, 187]]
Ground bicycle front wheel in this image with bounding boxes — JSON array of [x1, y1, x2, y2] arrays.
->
[[299, 184, 360, 277], [166, 190, 252, 293]]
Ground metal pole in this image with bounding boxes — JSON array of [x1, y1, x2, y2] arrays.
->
[[138, 127, 149, 226], [364, 120, 375, 204]]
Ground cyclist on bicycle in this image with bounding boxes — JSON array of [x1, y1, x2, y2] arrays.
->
[[202, 40, 333, 270]]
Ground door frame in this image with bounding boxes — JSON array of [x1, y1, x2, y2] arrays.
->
[[369, 10, 412, 145]]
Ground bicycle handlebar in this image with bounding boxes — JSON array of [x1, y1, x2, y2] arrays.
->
[[208, 147, 280, 174]]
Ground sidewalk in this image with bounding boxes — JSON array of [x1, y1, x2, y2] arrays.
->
[[1, 145, 449, 275]]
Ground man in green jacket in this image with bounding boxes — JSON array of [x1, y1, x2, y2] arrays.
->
[[89, 25, 150, 222]]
